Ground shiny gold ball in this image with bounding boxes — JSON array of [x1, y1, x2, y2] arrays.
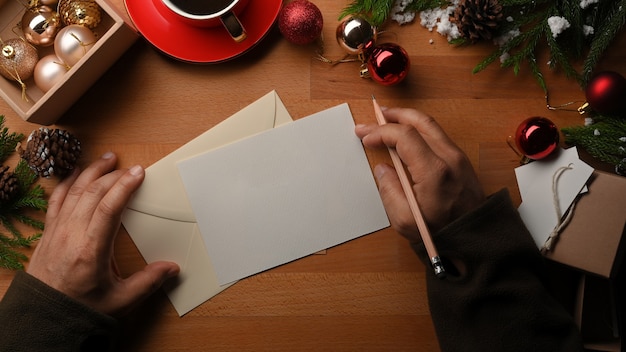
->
[[57, 0, 102, 28], [0, 38, 39, 82], [22, 5, 62, 47], [336, 16, 377, 56]]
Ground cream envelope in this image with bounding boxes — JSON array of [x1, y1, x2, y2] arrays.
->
[[121, 91, 293, 316]]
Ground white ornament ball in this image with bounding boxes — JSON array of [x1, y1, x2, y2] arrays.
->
[[34, 54, 68, 92], [54, 24, 96, 67]]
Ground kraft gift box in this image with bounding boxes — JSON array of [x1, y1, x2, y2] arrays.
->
[[544, 171, 626, 351]]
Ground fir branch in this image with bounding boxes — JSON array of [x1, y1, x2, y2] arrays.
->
[[403, 0, 450, 13], [14, 159, 38, 190], [0, 232, 39, 270], [0, 214, 22, 238], [472, 47, 505, 74], [0, 120, 47, 270], [12, 190, 47, 212], [545, 26, 581, 83], [562, 115, 626, 169], [0, 116, 24, 163], [500, 24, 545, 74], [12, 160, 47, 212], [0, 241, 30, 270], [12, 213, 44, 231], [582, 0, 626, 84], [557, 0, 585, 58], [473, 9, 546, 76], [339, 0, 395, 26], [527, 53, 547, 93]]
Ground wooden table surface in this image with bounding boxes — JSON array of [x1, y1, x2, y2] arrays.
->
[[1, 0, 624, 350]]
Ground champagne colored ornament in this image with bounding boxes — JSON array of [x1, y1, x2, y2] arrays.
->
[[361, 43, 410, 86], [58, 0, 102, 28], [34, 54, 68, 92], [54, 24, 96, 67], [580, 71, 626, 115], [22, 5, 62, 47], [514, 117, 559, 160], [278, 0, 323, 45], [336, 16, 377, 56], [0, 38, 38, 100]]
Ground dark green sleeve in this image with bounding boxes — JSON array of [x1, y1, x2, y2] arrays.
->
[[413, 189, 583, 352], [0, 270, 119, 352]]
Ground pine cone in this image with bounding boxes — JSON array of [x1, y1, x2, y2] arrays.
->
[[19, 128, 81, 178], [453, 0, 504, 42], [0, 165, 19, 204]]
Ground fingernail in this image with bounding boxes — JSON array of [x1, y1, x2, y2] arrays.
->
[[129, 165, 143, 176], [166, 264, 180, 278], [374, 164, 387, 179], [102, 151, 115, 159], [380, 106, 388, 111]]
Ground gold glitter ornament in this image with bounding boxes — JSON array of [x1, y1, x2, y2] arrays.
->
[[57, 0, 102, 28], [21, 5, 62, 47], [0, 38, 39, 100]]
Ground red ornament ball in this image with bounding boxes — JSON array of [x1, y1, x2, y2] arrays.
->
[[515, 117, 559, 160], [278, 0, 323, 45], [365, 43, 410, 86], [585, 71, 626, 115]]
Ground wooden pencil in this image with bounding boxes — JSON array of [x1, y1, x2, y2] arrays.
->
[[371, 96, 446, 278]]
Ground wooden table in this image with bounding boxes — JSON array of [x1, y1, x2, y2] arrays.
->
[[1, 1, 623, 350]]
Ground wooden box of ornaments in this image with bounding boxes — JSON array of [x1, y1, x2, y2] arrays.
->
[[0, 0, 137, 125]]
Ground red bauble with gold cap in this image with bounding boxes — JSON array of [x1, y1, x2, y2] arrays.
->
[[364, 43, 410, 86], [515, 117, 559, 160], [585, 71, 626, 115]]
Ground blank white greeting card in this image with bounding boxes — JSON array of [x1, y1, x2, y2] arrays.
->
[[177, 104, 390, 285]]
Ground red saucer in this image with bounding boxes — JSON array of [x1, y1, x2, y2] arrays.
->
[[125, 0, 283, 63]]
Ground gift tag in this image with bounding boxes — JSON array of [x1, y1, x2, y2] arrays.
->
[[515, 147, 594, 249]]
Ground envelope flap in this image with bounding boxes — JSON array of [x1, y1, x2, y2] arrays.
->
[[127, 91, 292, 221]]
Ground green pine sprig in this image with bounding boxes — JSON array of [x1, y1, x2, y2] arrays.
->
[[470, 0, 586, 90], [465, 0, 625, 90], [0, 116, 23, 163], [0, 115, 46, 270], [340, 0, 396, 26], [581, 0, 626, 85], [562, 115, 626, 173]]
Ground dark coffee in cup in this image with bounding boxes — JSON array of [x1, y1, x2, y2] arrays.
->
[[168, 0, 236, 16], [161, 0, 249, 42]]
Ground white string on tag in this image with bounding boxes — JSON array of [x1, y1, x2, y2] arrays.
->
[[542, 163, 578, 253]]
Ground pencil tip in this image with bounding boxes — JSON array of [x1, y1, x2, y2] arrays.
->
[[371, 94, 376, 100]]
